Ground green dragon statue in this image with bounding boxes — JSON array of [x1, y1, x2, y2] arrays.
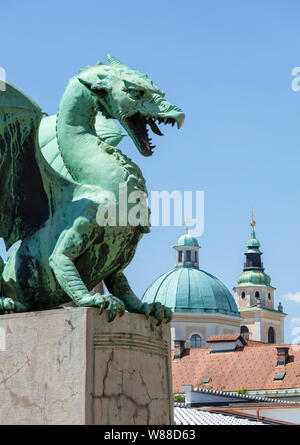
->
[[0, 55, 184, 323]]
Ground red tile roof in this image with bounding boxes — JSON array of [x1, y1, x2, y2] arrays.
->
[[245, 340, 267, 347], [206, 335, 243, 342], [172, 343, 300, 393]]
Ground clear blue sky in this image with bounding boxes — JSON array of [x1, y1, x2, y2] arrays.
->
[[1, 0, 300, 343]]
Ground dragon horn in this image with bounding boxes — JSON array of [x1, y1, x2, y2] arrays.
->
[[107, 54, 128, 68]]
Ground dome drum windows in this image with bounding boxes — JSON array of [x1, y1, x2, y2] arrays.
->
[[186, 250, 191, 262], [175, 247, 199, 267]]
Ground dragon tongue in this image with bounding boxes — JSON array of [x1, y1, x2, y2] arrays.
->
[[147, 118, 164, 136]]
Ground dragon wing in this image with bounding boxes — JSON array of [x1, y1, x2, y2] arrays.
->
[[39, 114, 126, 182], [0, 82, 50, 249]]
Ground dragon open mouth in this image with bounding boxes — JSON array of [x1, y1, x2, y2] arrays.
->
[[125, 112, 177, 156]]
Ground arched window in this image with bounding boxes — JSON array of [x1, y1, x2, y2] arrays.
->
[[240, 325, 249, 340], [255, 291, 260, 299], [241, 292, 245, 299], [190, 334, 202, 348], [268, 292, 271, 300], [268, 327, 276, 344]]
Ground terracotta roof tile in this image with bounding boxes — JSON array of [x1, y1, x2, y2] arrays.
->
[[172, 344, 300, 393], [245, 340, 267, 347], [206, 335, 242, 342]]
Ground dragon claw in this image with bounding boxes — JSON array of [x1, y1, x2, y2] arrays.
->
[[0, 297, 15, 313], [120, 308, 125, 317], [107, 312, 117, 323], [140, 302, 172, 325], [94, 293, 125, 322], [99, 304, 105, 315]]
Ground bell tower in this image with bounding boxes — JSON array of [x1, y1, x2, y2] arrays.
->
[[233, 212, 286, 343]]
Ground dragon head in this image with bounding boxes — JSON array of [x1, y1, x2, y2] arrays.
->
[[77, 55, 185, 156]]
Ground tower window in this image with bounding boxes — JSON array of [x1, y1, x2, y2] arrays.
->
[[195, 251, 198, 263], [255, 291, 260, 299], [190, 334, 202, 348], [268, 326, 276, 344], [186, 250, 191, 262], [178, 251, 182, 262], [241, 292, 245, 299], [268, 293, 271, 300]]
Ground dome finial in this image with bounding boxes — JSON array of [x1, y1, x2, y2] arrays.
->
[[184, 217, 190, 234], [250, 208, 256, 230]]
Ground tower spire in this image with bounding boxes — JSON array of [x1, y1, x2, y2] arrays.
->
[[250, 208, 256, 230], [236, 214, 271, 286]]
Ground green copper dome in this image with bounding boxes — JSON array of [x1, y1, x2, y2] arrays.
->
[[175, 234, 199, 247], [237, 270, 271, 286], [142, 267, 240, 317]]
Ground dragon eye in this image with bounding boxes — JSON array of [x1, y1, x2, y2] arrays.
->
[[126, 88, 146, 100]]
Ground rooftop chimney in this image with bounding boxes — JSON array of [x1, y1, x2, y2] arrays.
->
[[174, 340, 185, 360], [276, 346, 289, 366]]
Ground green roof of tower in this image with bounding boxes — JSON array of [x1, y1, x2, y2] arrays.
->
[[247, 229, 261, 250], [175, 233, 200, 247]]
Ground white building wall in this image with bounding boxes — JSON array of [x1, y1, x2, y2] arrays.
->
[[171, 317, 240, 347]]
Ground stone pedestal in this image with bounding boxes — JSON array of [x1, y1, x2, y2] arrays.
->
[[0, 308, 173, 425]]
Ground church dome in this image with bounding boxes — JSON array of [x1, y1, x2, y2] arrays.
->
[[142, 267, 239, 316], [142, 233, 239, 317]]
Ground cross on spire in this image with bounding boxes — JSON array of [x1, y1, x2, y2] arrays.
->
[[250, 208, 256, 229], [184, 217, 190, 234]]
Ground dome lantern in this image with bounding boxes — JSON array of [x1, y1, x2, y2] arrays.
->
[[174, 233, 200, 268]]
